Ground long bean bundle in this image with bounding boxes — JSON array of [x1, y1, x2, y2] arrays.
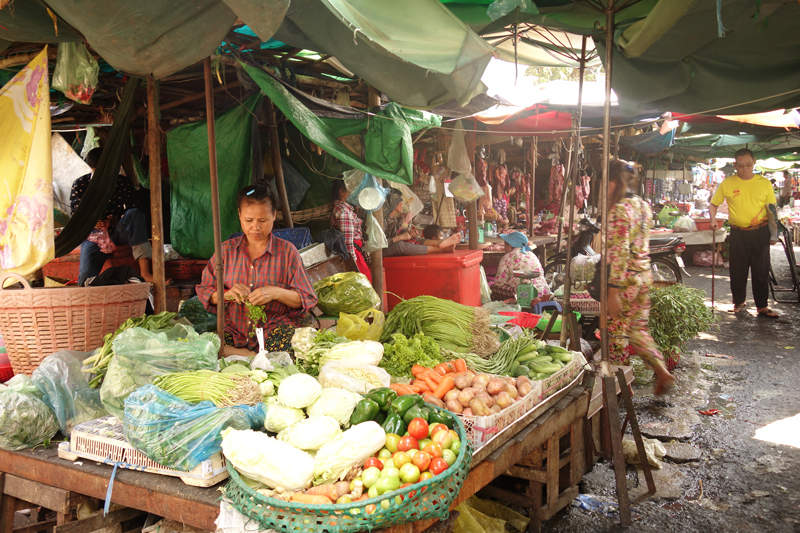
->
[[442, 334, 536, 375], [153, 370, 262, 407], [380, 296, 500, 357]]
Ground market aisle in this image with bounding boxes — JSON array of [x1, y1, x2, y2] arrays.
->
[[543, 244, 800, 532]]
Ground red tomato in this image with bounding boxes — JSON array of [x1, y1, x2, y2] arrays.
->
[[412, 451, 432, 471], [398, 435, 419, 453], [429, 423, 449, 438], [364, 457, 383, 471], [429, 457, 449, 475], [422, 442, 443, 459], [407, 418, 429, 440]]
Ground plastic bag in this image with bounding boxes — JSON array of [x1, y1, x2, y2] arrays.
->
[[479, 266, 491, 305], [313, 272, 381, 316], [449, 172, 485, 204], [123, 385, 265, 472], [100, 324, 220, 418], [347, 174, 389, 213], [0, 375, 59, 450], [178, 296, 218, 334], [622, 436, 666, 469], [336, 308, 385, 341], [454, 496, 530, 533], [318, 361, 391, 394], [571, 254, 600, 281], [672, 215, 698, 232], [657, 204, 678, 227], [692, 250, 724, 267], [251, 351, 293, 371], [389, 183, 424, 217], [486, 0, 538, 21], [51, 42, 99, 105], [32, 351, 107, 435], [447, 120, 472, 173], [363, 212, 388, 253]]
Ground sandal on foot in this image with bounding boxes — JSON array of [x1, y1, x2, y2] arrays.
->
[[757, 308, 779, 318], [729, 303, 747, 313]]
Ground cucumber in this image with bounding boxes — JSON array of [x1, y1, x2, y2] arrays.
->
[[514, 365, 531, 377], [510, 360, 520, 373], [530, 363, 562, 374], [544, 344, 571, 354], [551, 351, 574, 363], [516, 352, 552, 364], [516, 343, 538, 357], [532, 340, 547, 351]]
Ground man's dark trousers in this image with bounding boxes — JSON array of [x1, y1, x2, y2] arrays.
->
[[728, 225, 771, 308]]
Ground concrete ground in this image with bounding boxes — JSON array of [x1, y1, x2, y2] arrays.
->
[[542, 243, 800, 532]]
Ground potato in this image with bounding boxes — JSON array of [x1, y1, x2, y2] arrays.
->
[[469, 398, 491, 416], [424, 394, 445, 409], [472, 373, 491, 389], [503, 376, 516, 387], [476, 391, 494, 408], [471, 382, 487, 394], [462, 407, 474, 416], [517, 382, 533, 397], [458, 388, 476, 408], [491, 404, 502, 414], [444, 388, 461, 403], [506, 383, 519, 400], [446, 399, 464, 414], [453, 373, 473, 390], [335, 481, 352, 499], [486, 378, 507, 396], [495, 391, 513, 409]]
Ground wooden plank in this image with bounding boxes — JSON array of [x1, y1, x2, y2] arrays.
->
[[4, 476, 69, 515], [538, 486, 579, 521], [147, 75, 166, 313], [0, 473, 13, 533], [11, 519, 57, 533], [55, 508, 145, 533], [546, 432, 559, 509], [505, 466, 546, 484], [617, 368, 656, 495], [477, 486, 530, 509], [571, 418, 585, 486], [603, 376, 632, 526]]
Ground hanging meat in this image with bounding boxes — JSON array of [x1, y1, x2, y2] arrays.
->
[[549, 164, 564, 204], [475, 157, 487, 187]]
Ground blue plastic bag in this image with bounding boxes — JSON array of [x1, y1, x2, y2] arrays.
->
[[123, 385, 266, 472], [347, 174, 388, 213]]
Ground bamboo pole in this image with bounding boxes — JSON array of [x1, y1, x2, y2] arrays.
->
[[266, 100, 293, 228], [203, 57, 226, 350], [368, 86, 385, 310], [146, 76, 166, 313], [529, 137, 537, 236], [555, 138, 574, 253]]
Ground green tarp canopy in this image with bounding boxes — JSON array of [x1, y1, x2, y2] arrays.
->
[[242, 63, 441, 186], [669, 132, 800, 159]]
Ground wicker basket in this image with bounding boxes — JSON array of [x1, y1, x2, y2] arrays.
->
[[224, 408, 473, 533], [0, 273, 150, 375]]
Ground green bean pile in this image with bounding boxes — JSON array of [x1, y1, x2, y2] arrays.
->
[[153, 370, 262, 407], [443, 334, 536, 375]]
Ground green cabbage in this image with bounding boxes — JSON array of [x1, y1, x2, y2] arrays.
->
[[278, 416, 342, 451], [306, 387, 362, 427], [264, 397, 305, 433], [277, 373, 322, 409]]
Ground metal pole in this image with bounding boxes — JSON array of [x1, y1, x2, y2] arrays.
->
[[266, 100, 293, 228], [529, 137, 537, 236], [560, 36, 587, 347], [368, 86, 385, 310], [599, 0, 615, 374], [204, 56, 225, 349], [146, 75, 166, 313]]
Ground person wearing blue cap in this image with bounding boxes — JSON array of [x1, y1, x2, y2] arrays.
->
[[491, 231, 549, 302]]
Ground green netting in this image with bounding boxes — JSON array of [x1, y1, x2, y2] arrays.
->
[[167, 93, 263, 259]]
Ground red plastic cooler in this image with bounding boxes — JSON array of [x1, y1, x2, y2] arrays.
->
[[383, 250, 484, 311]]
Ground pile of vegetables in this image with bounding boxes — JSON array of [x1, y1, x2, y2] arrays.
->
[[649, 284, 716, 370], [380, 296, 500, 357], [379, 333, 443, 378], [152, 370, 265, 407], [0, 376, 59, 451]]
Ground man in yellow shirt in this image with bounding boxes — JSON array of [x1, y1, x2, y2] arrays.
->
[[709, 148, 778, 317]]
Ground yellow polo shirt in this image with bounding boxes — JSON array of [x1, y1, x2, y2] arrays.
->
[[710, 174, 776, 228]]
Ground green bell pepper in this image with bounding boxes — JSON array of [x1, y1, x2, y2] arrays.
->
[[365, 387, 397, 412], [428, 409, 455, 429], [381, 413, 406, 436], [403, 404, 430, 426], [374, 411, 386, 426], [350, 398, 380, 426], [388, 394, 423, 417]]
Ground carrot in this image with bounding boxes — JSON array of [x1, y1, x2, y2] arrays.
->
[[408, 383, 422, 393], [423, 369, 443, 384], [453, 359, 467, 373], [443, 372, 459, 381], [305, 484, 338, 502], [422, 372, 439, 391], [411, 364, 428, 378], [433, 376, 455, 400], [390, 383, 416, 396], [433, 363, 453, 376], [291, 493, 332, 505], [415, 381, 432, 393]]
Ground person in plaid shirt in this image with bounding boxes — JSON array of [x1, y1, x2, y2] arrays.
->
[[330, 180, 371, 282], [196, 184, 317, 354]]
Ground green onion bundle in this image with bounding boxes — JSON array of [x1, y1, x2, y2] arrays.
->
[[380, 296, 500, 357], [443, 334, 536, 375], [152, 370, 262, 407]]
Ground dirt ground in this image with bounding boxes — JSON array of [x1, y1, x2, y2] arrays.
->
[[541, 244, 800, 532]]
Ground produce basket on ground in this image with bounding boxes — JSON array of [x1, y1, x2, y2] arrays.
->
[[223, 407, 473, 533], [0, 273, 150, 375]]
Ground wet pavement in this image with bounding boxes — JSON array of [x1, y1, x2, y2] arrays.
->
[[542, 245, 800, 532]]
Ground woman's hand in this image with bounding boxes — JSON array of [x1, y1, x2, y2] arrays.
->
[[608, 288, 623, 317], [396, 232, 411, 243], [409, 226, 419, 238], [224, 283, 251, 303], [249, 286, 278, 306]]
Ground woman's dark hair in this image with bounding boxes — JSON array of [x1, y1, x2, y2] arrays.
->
[[85, 147, 103, 168], [422, 224, 442, 240], [331, 179, 348, 203], [608, 160, 638, 206], [237, 182, 279, 213]]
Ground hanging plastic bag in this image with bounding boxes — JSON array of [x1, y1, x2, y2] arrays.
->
[[449, 172, 485, 204], [389, 183, 424, 217], [672, 215, 698, 232], [363, 212, 389, 253], [318, 361, 391, 394], [447, 120, 472, 173], [0, 375, 59, 451], [51, 42, 99, 105], [100, 324, 220, 418], [313, 272, 381, 316], [343, 168, 365, 193], [347, 174, 389, 213], [32, 351, 107, 436], [657, 204, 678, 227], [336, 308, 385, 342], [123, 385, 265, 471]]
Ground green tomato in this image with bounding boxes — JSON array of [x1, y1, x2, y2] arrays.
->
[[385, 433, 402, 453], [337, 496, 352, 504], [362, 466, 382, 489], [378, 448, 393, 459], [376, 475, 401, 495], [418, 438, 432, 450], [399, 463, 421, 484], [350, 477, 362, 491], [407, 448, 419, 459], [450, 440, 461, 455], [442, 449, 457, 467], [381, 499, 392, 510], [382, 458, 396, 469], [381, 466, 401, 479], [368, 485, 379, 499]]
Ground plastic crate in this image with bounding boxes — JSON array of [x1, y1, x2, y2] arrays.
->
[[0, 352, 12, 383], [497, 311, 542, 329], [273, 228, 313, 250], [165, 259, 208, 280]]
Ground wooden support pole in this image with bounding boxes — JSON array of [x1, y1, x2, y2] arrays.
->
[[146, 76, 166, 313], [368, 86, 384, 309], [603, 376, 632, 526], [204, 57, 226, 350], [467, 201, 478, 250], [266, 100, 293, 228], [529, 137, 537, 236]]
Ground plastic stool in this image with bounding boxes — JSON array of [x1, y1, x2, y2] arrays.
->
[[532, 300, 562, 315]]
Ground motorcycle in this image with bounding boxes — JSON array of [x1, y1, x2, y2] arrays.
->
[[543, 216, 689, 289]]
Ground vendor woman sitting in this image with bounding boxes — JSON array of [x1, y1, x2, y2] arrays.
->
[[491, 231, 549, 303], [196, 184, 318, 356]]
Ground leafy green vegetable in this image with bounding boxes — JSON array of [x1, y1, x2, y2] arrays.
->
[[379, 333, 443, 377], [649, 284, 716, 368]]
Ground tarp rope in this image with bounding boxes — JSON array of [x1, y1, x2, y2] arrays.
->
[[54, 77, 141, 257]]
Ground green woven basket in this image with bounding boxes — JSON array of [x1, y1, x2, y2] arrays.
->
[[223, 407, 473, 533]]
